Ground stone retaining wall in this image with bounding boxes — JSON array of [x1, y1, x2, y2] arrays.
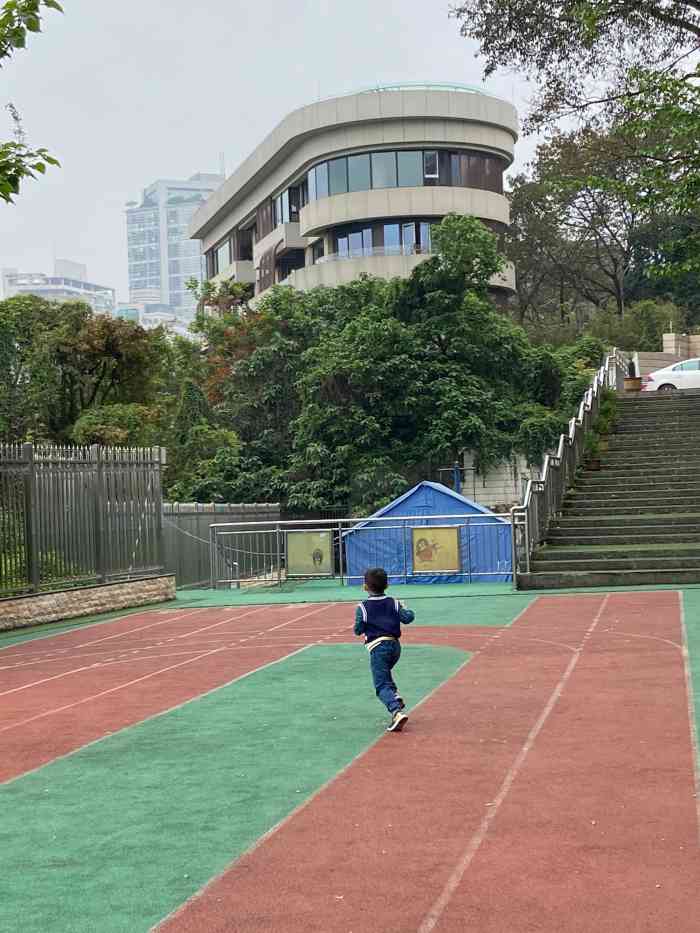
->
[[0, 575, 176, 631]]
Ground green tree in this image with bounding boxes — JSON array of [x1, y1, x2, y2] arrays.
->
[[70, 403, 161, 446], [1, 1, 62, 202], [451, 0, 700, 129], [0, 295, 170, 441]]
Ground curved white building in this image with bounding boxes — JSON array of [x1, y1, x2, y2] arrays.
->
[[190, 83, 518, 297]]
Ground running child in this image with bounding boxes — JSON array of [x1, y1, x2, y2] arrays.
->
[[354, 567, 415, 732]]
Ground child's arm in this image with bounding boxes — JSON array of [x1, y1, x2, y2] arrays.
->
[[398, 601, 415, 625], [353, 605, 366, 637]]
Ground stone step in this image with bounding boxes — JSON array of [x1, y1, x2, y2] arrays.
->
[[595, 467, 700, 479], [606, 439, 697, 451], [565, 502, 700, 515], [536, 545, 700, 561], [567, 483, 700, 498], [552, 514, 700, 529], [576, 479, 700, 492], [599, 454, 700, 467], [612, 427, 700, 437], [530, 556, 700, 572], [578, 472, 700, 486], [614, 415, 700, 425], [565, 492, 700, 506], [547, 531, 700, 546], [517, 568, 700, 589]]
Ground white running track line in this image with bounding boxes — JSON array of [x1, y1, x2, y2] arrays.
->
[[168, 606, 271, 639], [678, 590, 700, 844], [0, 603, 340, 734], [0, 647, 226, 735], [1, 644, 315, 788], [0, 608, 261, 693], [416, 593, 610, 933], [151, 651, 475, 933], [0, 606, 191, 654]]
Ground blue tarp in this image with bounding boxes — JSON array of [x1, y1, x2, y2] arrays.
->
[[343, 481, 512, 584]]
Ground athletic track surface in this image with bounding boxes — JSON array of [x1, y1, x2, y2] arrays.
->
[[1, 590, 699, 932]]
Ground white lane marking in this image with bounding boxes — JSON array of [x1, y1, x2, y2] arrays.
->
[[0, 648, 226, 736], [417, 593, 610, 933], [0, 606, 200, 654], [151, 651, 474, 932], [0, 662, 102, 697], [0, 603, 340, 731], [678, 590, 700, 844], [1, 645, 314, 787], [169, 606, 265, 639], [75, 607, 215, 647]]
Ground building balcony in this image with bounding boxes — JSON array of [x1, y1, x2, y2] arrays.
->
[[299, 187, 509, 238], [212, 260, 256, 285], [253, 222, 308, 263], [273, 247, 515, 293]]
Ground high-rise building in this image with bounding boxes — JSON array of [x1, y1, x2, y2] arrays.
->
[[1, 261, 115, 314], [189, 84, 517, 300], [125, 173, 223, 319]]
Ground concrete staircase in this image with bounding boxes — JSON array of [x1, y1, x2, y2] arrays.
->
[[519, 391, 700, 589]]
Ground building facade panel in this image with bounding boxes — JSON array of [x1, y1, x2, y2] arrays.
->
[[299, 187, 510, 238], [285, 257, 516, 293]]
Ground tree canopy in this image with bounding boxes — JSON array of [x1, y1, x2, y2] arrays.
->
[[1, 0, 61, 202], [452, 0, 700, 128]]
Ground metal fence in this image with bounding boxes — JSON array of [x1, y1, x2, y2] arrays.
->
[[510, 348, 628, 580], [0, 444, 165, 597], [163, 502, 281, 589], [209, 514, 513, 590]]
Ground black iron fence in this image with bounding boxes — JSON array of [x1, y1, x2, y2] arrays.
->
[[0, 444, 166, 597]]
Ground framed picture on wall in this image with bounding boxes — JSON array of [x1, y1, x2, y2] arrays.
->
[[411, 526, 460, 573], [286, 530, 333, 576]]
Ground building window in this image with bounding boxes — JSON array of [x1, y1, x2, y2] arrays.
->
[[312, 239, 325, 264], [423, 151, 439, 185], [215, 238, 231, 273], [308, 166, 317, 201], [419, 222, 432, 253], [316, 162, 329, 199], [348, 154, 371, 192], [402, 223, 416, 254], [371, 152, 397, 189], [329, 157, 348, 196], [383, 223, 401, 254], [397, 151, 422, 187], [238, 228, 253, 261]]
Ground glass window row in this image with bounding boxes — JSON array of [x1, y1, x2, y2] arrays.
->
[[330, 219, 435, 261], [306, 149, 504, 200]]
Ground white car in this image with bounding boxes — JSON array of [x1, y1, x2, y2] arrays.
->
[[642, 357, 700, 391]]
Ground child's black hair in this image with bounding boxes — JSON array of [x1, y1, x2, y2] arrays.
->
[[364, 567, 388, 594]]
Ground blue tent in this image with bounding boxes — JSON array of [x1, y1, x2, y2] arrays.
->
[[343, 481, 512, 585]]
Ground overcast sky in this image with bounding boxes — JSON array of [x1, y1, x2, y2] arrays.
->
[[1, 0, 536, 301]]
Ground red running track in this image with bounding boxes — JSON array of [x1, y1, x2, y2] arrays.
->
[[0, 603, 354, 782], [156, 591, 700, 933]]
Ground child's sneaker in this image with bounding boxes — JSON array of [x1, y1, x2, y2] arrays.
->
[[387, 710, 408, 732], [395, 694, 405, 710]]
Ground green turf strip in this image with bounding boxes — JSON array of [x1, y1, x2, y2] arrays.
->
[[0, 643, 467, 933], [681, 590, 700, 767]]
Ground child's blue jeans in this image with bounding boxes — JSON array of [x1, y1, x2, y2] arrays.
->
[[369, 639, 402, 713]]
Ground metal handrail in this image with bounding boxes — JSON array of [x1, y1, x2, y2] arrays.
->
[[510, 347, 628, 581], [317, 245, 432, 264]]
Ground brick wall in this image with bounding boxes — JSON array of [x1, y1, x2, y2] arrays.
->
[[0, 575, 176, 632]]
